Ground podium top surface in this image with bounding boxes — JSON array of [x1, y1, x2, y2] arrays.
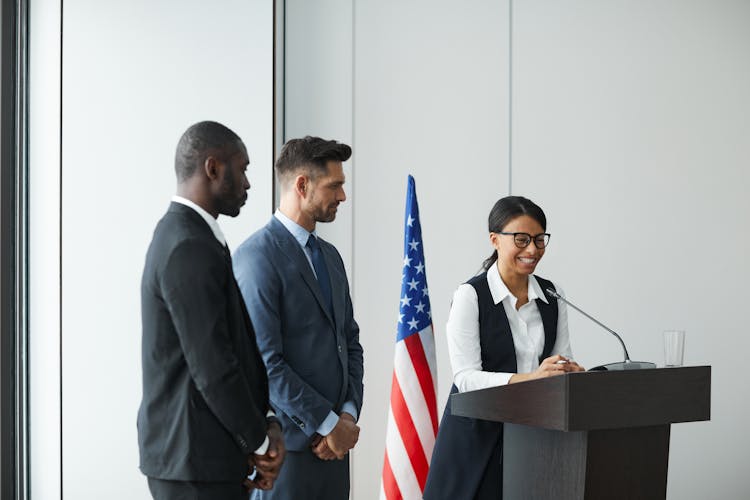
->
[[450, 366, 711, 431]]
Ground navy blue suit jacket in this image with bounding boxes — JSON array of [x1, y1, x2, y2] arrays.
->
[[233, 216, 364, 451]]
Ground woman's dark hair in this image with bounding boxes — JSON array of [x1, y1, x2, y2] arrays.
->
[[481, 196, 547, 272]]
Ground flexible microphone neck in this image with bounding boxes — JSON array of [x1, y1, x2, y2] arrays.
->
[[546, 287, 632, 363]]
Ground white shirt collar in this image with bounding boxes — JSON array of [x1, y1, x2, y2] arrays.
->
[[171, 195, 226, 246], [274, 209, 316, 248], [486, 263, 549, 306]]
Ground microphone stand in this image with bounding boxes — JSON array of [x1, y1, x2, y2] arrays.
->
[[546, 288, 656, 371]]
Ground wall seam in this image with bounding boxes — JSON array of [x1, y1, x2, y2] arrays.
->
[[59, 0, 64, 498], [508, 0, 513, 195], [349, 0, 357, 497]]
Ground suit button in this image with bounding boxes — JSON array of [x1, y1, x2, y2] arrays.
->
[[338, 345, 342, 353]]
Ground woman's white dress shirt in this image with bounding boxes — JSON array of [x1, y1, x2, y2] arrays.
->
[[446, 264, 573, 392]]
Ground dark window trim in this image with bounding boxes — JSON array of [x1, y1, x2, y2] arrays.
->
[[1, 0, 30, 498]]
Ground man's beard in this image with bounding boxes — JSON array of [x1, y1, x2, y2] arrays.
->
[[313, 203, 337, 223], [216, 174, 243, 217]]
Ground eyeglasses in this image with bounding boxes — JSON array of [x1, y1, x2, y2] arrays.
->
[[497, 232, 551, 249]]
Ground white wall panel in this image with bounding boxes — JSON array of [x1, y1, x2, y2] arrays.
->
[[284, 2, 510, 498], [284, 0, 354, 277], [29, 0, 62, 498], [60, 1, 273, 498], [352, 1, 509, 497], [512, 1, 750, 498]]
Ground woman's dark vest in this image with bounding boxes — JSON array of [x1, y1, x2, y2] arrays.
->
[[423, 274, 558, 500]]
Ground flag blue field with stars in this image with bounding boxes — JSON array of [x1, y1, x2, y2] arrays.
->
[[397, 179, 432, 341], [381, 175, 438, 500]]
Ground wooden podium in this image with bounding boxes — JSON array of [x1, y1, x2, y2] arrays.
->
[[450, 366, 711, 500]]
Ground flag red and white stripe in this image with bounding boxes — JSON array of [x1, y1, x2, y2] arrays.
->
[[381, 176, 438, 500]]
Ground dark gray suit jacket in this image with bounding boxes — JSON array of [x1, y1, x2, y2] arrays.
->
[[138, 202, 270, 482], [233, 216, 364, 452]]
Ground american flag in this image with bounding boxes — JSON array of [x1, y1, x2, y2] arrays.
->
[[380, 175, 438, 500]]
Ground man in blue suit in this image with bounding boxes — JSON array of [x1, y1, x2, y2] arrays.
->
[[233, 136, 364, 500]]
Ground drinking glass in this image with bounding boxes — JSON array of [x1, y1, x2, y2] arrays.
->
[[663, 330, 685, 367]]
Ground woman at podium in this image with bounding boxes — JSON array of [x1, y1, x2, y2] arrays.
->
[[423, 196, 585, 500]]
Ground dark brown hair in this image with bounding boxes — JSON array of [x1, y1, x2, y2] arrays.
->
[[275, 136, 351, 182]]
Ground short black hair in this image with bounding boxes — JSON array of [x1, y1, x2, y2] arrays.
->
[[275, 136, 352, 182], [174, 121, 242, 182]]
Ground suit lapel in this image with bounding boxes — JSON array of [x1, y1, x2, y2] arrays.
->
[[171, 202, 268, 368], [169, 202, 215, 239], [268, 218, 335, 327], [321, 242, 344, 329]]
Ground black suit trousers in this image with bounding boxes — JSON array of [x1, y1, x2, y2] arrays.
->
[[147, 477, 248, 500]]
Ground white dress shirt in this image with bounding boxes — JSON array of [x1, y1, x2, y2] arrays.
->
[[171, 195, 273, 455], [172, 195, 226, 245], [446, 264, 573, 392]]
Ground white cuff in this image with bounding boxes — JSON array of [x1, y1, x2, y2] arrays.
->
[[253, 436, 270, 455]]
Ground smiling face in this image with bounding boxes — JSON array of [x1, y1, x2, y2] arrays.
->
[[490, 214, 546, 280]]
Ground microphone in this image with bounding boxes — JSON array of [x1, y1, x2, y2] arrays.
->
[[546, 288, 656, 371]]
